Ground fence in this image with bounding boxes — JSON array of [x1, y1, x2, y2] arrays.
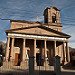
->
[[34, 57, 55, 75], [0, 59, 29, 75], [0, 55, 61, 75]]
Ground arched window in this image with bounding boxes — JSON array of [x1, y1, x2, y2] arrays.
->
[[52, 16, 56, 23]]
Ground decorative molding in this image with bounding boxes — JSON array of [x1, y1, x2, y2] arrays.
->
[[8, 33, 66, 41]]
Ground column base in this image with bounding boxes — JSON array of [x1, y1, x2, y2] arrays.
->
[[34, 61, 37, 66], [20, 61, 29, 67], [61, 60, 70, 66], [44, 61, 49, 66], [3, 61, 14, 66], [3, 61, 8, 66], [44, 58, 49, 66]]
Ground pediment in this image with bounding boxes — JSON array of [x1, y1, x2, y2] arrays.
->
[[14, 27, 61, 36], [6, 27, 68, 37], [5, 25, 71, 38]]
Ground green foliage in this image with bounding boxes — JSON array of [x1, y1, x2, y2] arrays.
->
[[0, 42, 6, 56]]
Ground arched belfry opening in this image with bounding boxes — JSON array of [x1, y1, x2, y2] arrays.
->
[[52, 14, 56, 23]]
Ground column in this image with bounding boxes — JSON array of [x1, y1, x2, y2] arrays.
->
[[34, 39, 37, 66], [5, 37, 10, 61], [63, 41, 66, 62], [44, 40, 47, 58], [20, 38, 26, 66], [34, 39, 36, 58], [44, 40, 48, 66], [66, 41, 70, 62], [54, 41, 57, 56], [10, 37, 14, 61], [22, 38, 26, 61]]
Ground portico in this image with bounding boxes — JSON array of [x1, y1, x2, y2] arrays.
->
[[4, 32, 70, 66]]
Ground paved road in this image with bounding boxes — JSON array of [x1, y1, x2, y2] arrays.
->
[[0, 66, 75, 75]]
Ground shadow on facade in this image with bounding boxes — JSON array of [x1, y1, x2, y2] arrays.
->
[[62, 62, 75, 70]]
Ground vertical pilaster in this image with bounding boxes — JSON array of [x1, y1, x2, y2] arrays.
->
[[50, 7, 52, 23], [5, 37, 10, 61], [66, 41, 70, 62], [10, 37, 14, 61], [56, 11, 60, 24]]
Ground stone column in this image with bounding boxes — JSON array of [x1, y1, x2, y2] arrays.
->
[[10, 37, 14, 61], [66, 41, 70, 62], [22, 38, 26, 61], [34, 39, 36, 58], [44, 40, 47, 58], [44, 40, 48, 66], [54, 41, 57, 56], [20, 38, 26, 66], [5, 37, 10, 61], [62, 41, 66, 64], [34, 39, 37, 66]]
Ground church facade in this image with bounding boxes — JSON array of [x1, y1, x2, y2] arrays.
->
[[3, 6, 71, 66]]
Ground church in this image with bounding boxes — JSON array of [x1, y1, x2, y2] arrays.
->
[[3, 6, 71, 66]]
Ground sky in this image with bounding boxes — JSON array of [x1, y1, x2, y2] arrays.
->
[[0, 0, 75, 48]]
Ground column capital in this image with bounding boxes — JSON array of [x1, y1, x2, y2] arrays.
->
[[22, 38, 26, 40], [34, 39, 36, 41], [7, 36, 11, 38], [66, 40, 68, 43], [54, 40, 56, 43], [44, 39, 47, 42], [63, 41, 65, 43], [54, 40, 56, 42], [11, 37, 15, 39]]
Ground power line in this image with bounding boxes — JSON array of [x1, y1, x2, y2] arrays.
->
[[60, 6, 75, 11], [62, 23, 75, 26], [60, 17, 75, 20], [62, 25, 74, 30]]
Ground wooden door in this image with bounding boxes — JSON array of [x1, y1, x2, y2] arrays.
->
[[14, 54, 19, 66]]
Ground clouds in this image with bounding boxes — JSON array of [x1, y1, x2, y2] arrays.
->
[[0, 0, 75, 48], [69, 42, 75, 48]]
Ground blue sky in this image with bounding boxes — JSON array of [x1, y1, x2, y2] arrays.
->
[[0, 0, 75, 48]]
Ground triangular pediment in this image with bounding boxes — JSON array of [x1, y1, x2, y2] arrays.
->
[[5, 25, 71, 38]]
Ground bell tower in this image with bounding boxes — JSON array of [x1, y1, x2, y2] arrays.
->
[[43, 6, 61, 24]]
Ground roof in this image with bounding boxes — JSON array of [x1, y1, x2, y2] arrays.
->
[[10, 20, 62, 27], [5, 25, 71, 38], [10, 20, 42, 24], [44, 6, 60, 11]]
